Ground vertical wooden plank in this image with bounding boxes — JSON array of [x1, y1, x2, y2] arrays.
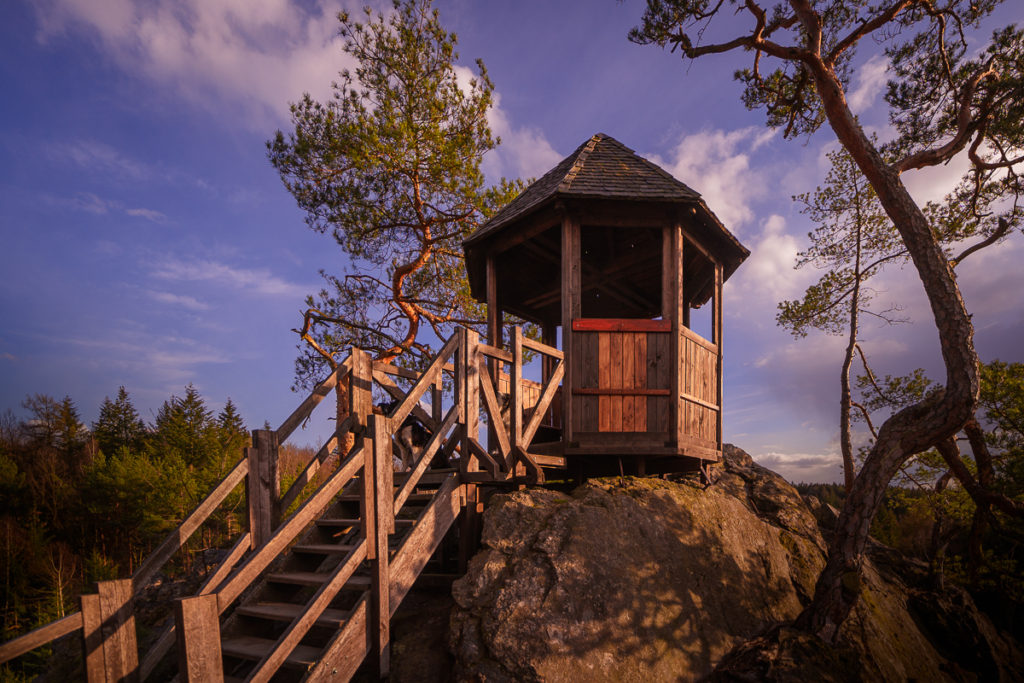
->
[[350, 348, 373, 437], [583, 332, 598, 432], [715, 261, 724, 450], [561, 212, 580, 445], [175, 594, 223, 683], [511, 327, 523, 452], [598, 333, 610, 432], [463, 328, 480, 471], [635, 334, 647, 432], [80, 593, 105, 683], [609, 333, 623, 431], [97, 579, 138, 682], [359, 353, 377, 562], [370, 414, 392, 678], [247, 429, 279, 549], [621, 333, 634, 431], [670, 224, 684, 447]]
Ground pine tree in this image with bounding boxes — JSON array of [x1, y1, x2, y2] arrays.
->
[[92, 386, 147, 458]]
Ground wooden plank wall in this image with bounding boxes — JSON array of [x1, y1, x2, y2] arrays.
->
[[571, 329, 671, 433], [679, 328, 718, 445]]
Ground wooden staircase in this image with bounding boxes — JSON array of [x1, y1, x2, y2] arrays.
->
[[211, 469, 462, 681], [0, 326, 564, 682]]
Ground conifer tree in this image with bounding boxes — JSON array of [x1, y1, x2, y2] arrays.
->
[[268, 0, 522, 384], [92, 386, 147, 458]]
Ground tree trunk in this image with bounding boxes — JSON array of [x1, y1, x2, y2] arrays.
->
[[795, 61, 980, 641]]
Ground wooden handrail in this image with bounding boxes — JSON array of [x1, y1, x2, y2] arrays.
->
[[0, 612, 83, 664], [276, 356, 352, 443], [132, 456, 250, 593], [387, 332, 459, 429], [680, 325, 718, 353], [393, 405, 459, 515], [572, 318, 672, 332], [216, 443, 365, 611]]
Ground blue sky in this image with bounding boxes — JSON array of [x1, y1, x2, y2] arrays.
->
[[2, 0, 1022, 482]]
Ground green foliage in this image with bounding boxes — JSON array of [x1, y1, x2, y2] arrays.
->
[[0, 384, 250, 668], [269, 0, 523, 382]]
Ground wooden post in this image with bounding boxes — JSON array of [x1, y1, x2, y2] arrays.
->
[[665, 224, 684, 447], [247, 429, 280, 549], [714, 261, 724, 451], [174, 594, 223, 682], [486, 255, 503, 456], [458, 328, 482, 572], [511, 326, 523, 455], [369, 414, 392, 678], [350, 348, 373, 436], [541, 322, 556, 388], [561, 211, 580, 445], [79, 579, 138, 682]]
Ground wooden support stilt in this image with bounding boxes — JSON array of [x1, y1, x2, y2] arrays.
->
[[79, 579, 138, 683], [370, 414, 392, 679], [174, 594, 223, 682], [247, 429, 280, 549]]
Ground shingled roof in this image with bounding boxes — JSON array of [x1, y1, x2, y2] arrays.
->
[[466, 133, 703, 246]]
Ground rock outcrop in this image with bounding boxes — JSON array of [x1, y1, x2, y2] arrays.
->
[[449, 444, 1024, 682]]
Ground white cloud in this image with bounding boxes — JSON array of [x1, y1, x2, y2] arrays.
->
[[847, 54, 889, 114], [650, 127, 776, 230], [725, 213, 807, 311], [151, 257, 309, 298], [33, 0, 372, 127], [43, 191, 169, 223], [148, 290, 211, 311], [753, 451, 843, 484], [56, 139, 152, 180], [480, 88, 562, 183]]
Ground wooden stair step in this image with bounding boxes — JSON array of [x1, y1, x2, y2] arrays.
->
[[221, 635, 321, 666], [266, 571, 371, 589], [337, 491, 435, 502], [292, 543, 362, 555], [236, 602, 349, 628], [316, 517, 415, 528]]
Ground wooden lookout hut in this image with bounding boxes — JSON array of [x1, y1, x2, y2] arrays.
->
[[464, 133, 750, 475]]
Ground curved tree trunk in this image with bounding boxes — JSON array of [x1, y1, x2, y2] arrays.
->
[[795, 62, 980, 641]]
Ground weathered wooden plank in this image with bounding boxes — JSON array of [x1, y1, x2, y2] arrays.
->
[[635, 334, 648, 432], [522, 360, 564, 445], [609, 332, 623, 432], [571, 318, 671, 332], [680, 324, 718, 353], [680, 392, 721, 412], [572, 387, 672, 396], [276, 358, 350, 442], [622, 333, 635, 431], [80, 594, 104, 683], [581, 332, 598, 432], [598, 333, 610, 432], [522, 334, 563, 359], [670, 223, 684, 447], [247, 429, 280, 549], [476, 356, 511, 459], [389, 475, 461, 611], [511, 327, 523, 456], [0, 611, 81, 665], [217, 445, 365, 611], [132, 457, 248, 592], [514, 445, 546, 485], [98, 579, 138, 682], [371, 415, 392, 679], [561, 213, 580, 444], [462, 329, 480, 475], [175, 594, 223, 683], [373, 371, 438, 432], [248, 540, 368, 682], [715, 261, 724, 450], [305, 594, 371, 681], [478, 343, 513, 363]]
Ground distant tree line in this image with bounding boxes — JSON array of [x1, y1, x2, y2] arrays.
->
[[0, 385, 250, 649]]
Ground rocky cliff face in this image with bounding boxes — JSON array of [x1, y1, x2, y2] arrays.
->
[[448, 445, 1024, 682]]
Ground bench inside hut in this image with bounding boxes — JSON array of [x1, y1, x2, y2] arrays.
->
[[464, 133, 749, 476]]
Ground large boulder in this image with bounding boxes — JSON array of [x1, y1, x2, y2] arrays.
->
[[449, 444, 1024, 682]]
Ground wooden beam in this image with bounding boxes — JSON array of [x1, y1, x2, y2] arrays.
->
[[573, 387, 671, 397], [714, 261, 724, 451], [669, 224, 684, 447], [561, 212, 580, 445], [174, 594, 223, 682], [370, 415, 391, 679], [247, 429, 280, 549], [0, 612, 82, 665], [511, 327, 523, 459], [572, 319, 671, 333]]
